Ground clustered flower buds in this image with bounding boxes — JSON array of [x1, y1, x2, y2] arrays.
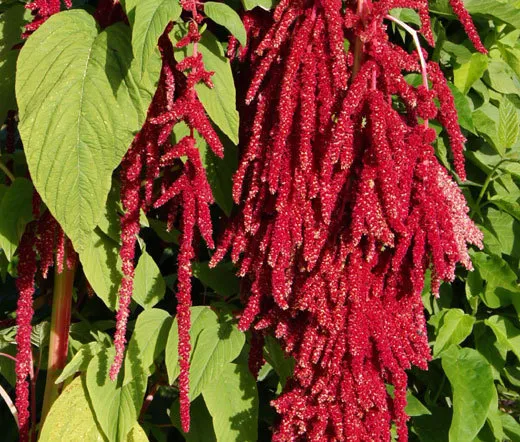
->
[[215, 0, 485, 439], [111, 8, 222, 434]]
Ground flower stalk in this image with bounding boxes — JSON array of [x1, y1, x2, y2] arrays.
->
[[40, 255, 76, 426]]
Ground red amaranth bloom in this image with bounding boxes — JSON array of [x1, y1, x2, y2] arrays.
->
[[212, 0, 485, 439], [15, 225, 37, 442], [110, 13, 223, 433]]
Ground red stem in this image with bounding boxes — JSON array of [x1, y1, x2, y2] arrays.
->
[[39, 256, 76, 429]]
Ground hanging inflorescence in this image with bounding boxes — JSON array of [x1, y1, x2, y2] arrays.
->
[[110, 2, 223, 433], [214, 0, 485, 439]]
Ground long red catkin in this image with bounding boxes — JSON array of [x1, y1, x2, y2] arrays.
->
[[215, 0, 486, 439]]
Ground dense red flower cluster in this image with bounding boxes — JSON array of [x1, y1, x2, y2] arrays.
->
[[15, 211, 77, 442], [23, 0, 71, 37], [215, 0, 485, 439], [111, 12, 222, 434]]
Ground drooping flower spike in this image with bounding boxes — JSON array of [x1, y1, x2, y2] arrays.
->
[[215, 0, 485, 439], [110, 11, 223, 434]]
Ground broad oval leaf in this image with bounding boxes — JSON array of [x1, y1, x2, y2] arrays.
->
[[123, 308, 172, 386], [203, 362, 259, 442], [132, 251, 166, 309], [441, 346, 495, 442], [55, 341, 104, 384], [16, 11, 155, 252], [431, 309, 476, 357], [39, 377, 106, 442], [0, 178, 33, 261], [40, 375, 148, 442], [204, 2, 247, 46], [131, 0, 182, 80], [86, 348, 147, 441], [165, 306, 220, 384], [80, 228, 122, 311]]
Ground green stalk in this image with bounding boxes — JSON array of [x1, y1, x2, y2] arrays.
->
[[40, 257, 76, 427]]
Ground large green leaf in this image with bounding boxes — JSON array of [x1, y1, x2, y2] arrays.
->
[[39, 377, 106, 442], [123, 308, 172, 385], [0, 178, 33, 261], [485, 316, 520, 361], [131, 0, 181, 80], [80, 228, 122, 311], [16, 11, 155, 252], [86, 348, 146, 442], [204, 2, 247, 46], [441, 346, 495, 442], [453, 53, 488, 95], [165, 306, 219, 384], [192, 261, 239, 297], [165, 307, 245, 400], [431, 309, 475, 357], [0, 4, 30, 122], [173, 29, 239, 144], [132, 251, 166, 309], [498, 97, 520, 151], [55, 341, 104, 384], [40, 376, 147, 442], [203, 362, 259, 442]]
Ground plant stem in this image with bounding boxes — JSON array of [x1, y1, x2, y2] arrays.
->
[[0, 383, 18, 427], [0, 159, 15, 183], [352, 0, 367, 78], [39, 257, 76, 427]]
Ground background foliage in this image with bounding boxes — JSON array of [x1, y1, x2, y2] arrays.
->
[[0, 0, 519, 441]]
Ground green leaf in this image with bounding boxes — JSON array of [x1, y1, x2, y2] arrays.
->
[[501, 412, 520, 442], [473, 103, 499, 150], [484, 207, 520, 257], [86, 348, 146, 442], [498, 97, 520, 151], [488, 194, 520, 222], [192, 261, 239, 297], [411, 407, 452, 442], [453, 52, 488, 95], [204, 2, 247, 46], [40, 375, 148, 442], [170, 396, 217, 442], [0, 4, 31, 122], [485, 60, 519, 95], [448, 83, 476, 133], [406, 392, 431, 417], [123, 308, 172, 386], [80, 229, 122, 311], [264, 334, 294, 390], [441, 346, 495, 442], [30, 321, 50, 348], [56, 341, 105, 384], [431, 309, 475, 357], [132, 251, 166, 309], [472, 251, 519, 308], [484, 315, 520, 361], [16, 12, 155, 252], [165, 306, 219, 383], [203, 362, 259, 442], [241, 0, 277, 10], [131, 0, 181, 80], [39, 377, 106, 442], [188, 323, 245, 399], [165, 307, 245, 399], [0, 178, 33, 261], [173, 28, 239, 144]]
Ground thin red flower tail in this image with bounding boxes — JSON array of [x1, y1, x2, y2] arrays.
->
[[448, 0, 487, 53], [15, 224, 37, 442]]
